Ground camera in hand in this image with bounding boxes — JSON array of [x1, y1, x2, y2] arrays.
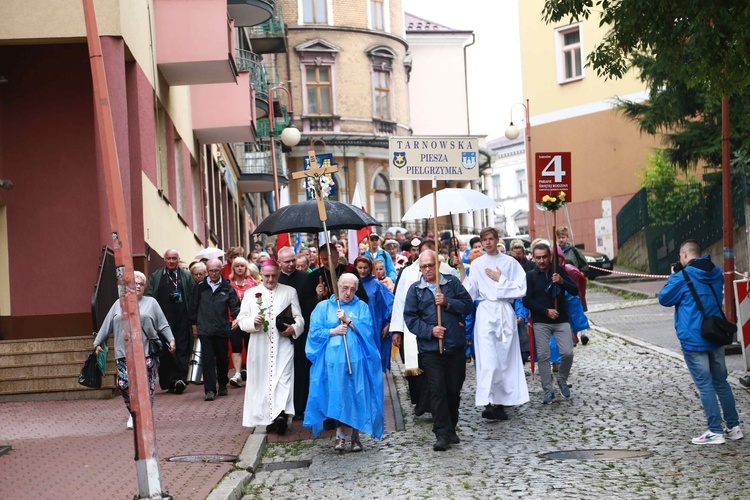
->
[[672, 261, 684, 273]]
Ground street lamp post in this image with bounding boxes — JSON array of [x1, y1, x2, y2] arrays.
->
[[268, 84, 301, 210], [504, 99, 534, 238]]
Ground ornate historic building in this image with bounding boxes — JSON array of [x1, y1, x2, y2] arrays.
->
[[274, 0, 416, 232]]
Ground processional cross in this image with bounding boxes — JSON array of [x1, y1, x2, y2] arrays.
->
[[291, 151, 351, 373]]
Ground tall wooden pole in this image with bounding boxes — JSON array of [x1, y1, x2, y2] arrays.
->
[[722, 96, 736, 323], [432, 177, 443, 354], [82, 1, 165, 497]]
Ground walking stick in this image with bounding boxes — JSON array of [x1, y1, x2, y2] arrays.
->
[[432, 176, 444, 354]]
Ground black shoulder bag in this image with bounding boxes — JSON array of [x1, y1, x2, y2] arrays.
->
[[682, 269, 736, 346]]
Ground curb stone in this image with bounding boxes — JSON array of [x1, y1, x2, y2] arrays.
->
[[211, 432, 266, 499]]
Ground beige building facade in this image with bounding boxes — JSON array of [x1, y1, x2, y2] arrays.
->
[[276, 0, 417, 234]]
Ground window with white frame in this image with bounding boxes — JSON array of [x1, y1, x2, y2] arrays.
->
[[370, 0, 384, 30], [516, 169, 526, 195], [302, 0, 328, 24], [305, 66, 333, 115], [556, 24, 583, 83]]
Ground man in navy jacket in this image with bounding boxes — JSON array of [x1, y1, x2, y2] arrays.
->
[[404, 250, 474, 451], [658, 239, 742, 445]]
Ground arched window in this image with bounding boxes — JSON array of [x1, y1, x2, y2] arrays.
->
[[373, 173, 391, 223]]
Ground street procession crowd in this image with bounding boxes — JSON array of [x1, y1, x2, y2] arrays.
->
[[93, 225, 745, 452]]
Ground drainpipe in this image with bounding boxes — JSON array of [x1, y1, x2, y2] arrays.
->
[[463, 33, 476, 135]]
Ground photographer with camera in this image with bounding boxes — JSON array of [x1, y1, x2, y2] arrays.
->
[[658, 240, 743, 444], [145, 248, 196, 394]]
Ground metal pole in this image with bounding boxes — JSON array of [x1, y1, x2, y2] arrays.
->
[[82, 1, 164, 498], [321, 221, 352, 374], [525, 99, 535, 239], [722, 96, 736, 322], [269, 84, 295, 209]]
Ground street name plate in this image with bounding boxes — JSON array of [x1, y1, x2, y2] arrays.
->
[[389, 136, 480, 181]]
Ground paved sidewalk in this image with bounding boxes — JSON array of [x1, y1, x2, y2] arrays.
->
[[0, 382, 252, 499], [239, 316, 750, 499]]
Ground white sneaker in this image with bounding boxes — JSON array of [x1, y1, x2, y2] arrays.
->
[[126, 414, 133, 430], [229, 372, 243, 387], [725, 426, 744, 441], [691, 430, 725, 445]]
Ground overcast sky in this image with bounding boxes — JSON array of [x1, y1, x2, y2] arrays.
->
[[403, 0, 523, 141]]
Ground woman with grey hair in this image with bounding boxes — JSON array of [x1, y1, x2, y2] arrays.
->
[[93, 271, 175, 429], [304, 273, 384, 452]]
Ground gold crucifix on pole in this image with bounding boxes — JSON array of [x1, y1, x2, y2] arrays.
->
[[291, 150, 352, 373]]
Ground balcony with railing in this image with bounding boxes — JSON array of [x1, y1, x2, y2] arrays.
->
[[234, 141, 286, 193], [246, 2, 287, 53], [155, 2, 236, 86], [236, 48, 269, 118], [227, 0, 274, 27]]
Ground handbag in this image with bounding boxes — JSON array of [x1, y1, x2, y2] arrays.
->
[[78, 352, 102, 389], [148, 336, 164, 357], [682, 269, 737, 346]]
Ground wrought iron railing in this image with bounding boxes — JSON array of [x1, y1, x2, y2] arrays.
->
[[647, 171, 747, 274], [616, 188, 649, 248], [247, 1, 285, 37], [234, 141, 285, 178], [235, 48, 268, 102]]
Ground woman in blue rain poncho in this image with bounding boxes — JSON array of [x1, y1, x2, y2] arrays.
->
[[304, 273, 385, 452]]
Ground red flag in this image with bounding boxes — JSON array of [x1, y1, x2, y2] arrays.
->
[[348, 183, 370, 264]]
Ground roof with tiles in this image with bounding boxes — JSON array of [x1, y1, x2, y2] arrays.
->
[[404, 12, 471, 33]]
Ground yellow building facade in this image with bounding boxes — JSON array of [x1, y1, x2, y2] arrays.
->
[[519, 0, 663, 256]]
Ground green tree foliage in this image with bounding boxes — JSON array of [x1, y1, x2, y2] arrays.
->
[[639, 150, 701, 225], [542, 1, 750, 171]]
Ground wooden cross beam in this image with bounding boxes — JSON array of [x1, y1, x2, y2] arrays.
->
[[291, 150, 339, 221]]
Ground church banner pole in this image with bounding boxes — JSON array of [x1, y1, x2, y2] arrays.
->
[[432, 176, 443, 354], [292, 150, 352, 374]]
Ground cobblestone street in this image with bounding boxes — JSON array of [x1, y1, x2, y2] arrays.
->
[[242, 292, 750, 499]]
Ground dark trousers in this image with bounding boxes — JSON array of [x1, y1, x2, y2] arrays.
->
[[293, 331, 311, 416], [157, 326, 191, 389], [199, 335, 229, 394], [420, 350, 466, 437]]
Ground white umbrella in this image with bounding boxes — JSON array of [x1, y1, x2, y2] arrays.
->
[[195, 247, 225, 261], [402, 188, 497, 221], [386, 226, 408, 234]]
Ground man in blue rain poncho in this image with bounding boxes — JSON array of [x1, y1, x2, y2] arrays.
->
[[304, 273, 385, 452]]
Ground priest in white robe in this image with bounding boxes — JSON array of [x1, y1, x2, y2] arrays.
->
[[238, 260, 304, 434], [461, 228, 529, 420]]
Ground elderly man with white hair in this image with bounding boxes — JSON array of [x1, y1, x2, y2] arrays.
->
[[146, 248, 196, 394], [304, 273, 384, 452]]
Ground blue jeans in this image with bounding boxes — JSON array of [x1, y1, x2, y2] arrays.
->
[[682, 347, 740, 433]]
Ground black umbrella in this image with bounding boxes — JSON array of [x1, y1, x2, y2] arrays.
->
[[253, 200, 381, 235]]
